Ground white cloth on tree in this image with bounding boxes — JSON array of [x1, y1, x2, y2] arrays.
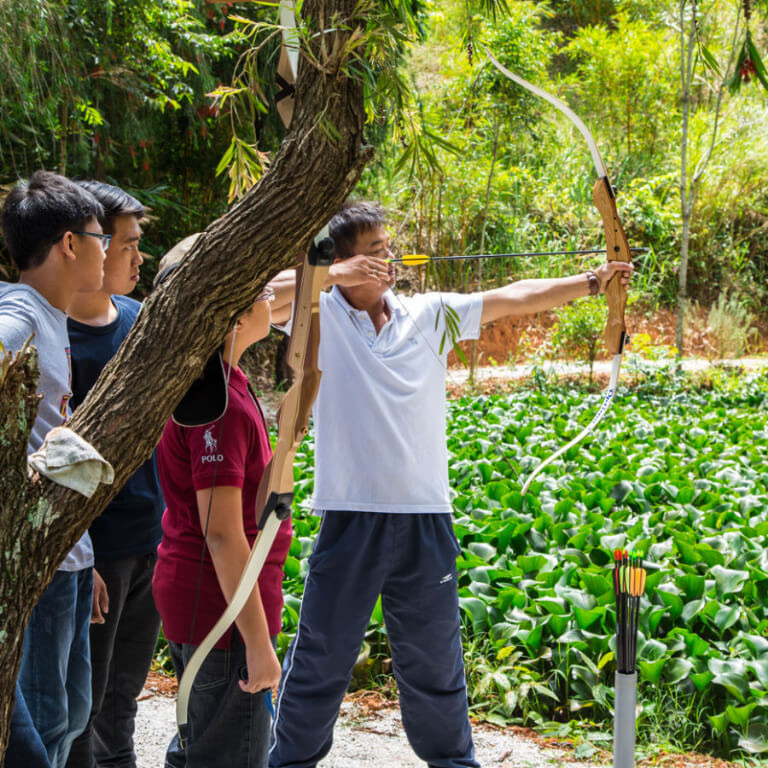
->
[[28, 426, 114, 498]]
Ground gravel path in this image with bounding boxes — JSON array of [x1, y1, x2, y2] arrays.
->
[[135, 356, 767, 767], [448, 357, 768, 385], [135, 691, 605, 768]]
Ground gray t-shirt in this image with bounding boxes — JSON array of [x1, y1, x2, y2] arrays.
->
[[0, 282, 93, 571]]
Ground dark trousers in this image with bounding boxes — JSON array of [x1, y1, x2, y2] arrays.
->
[[66, 554, 160, 768], [268, 511, 479, 768], [165, 632, 273, 768]]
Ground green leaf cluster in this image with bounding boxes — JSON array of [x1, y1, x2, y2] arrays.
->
[[281, 370, 768, 757]]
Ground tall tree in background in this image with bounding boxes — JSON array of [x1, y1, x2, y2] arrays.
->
[[676, 0, 768, 352]]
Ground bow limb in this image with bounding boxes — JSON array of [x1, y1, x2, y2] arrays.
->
[[176, 231, 334, 747], [484, 50, 608, 179], [276, 0, 299, 129], [519, 186, 631, 495], [484, 49, 632, 493], [520, 354, 621, 494]]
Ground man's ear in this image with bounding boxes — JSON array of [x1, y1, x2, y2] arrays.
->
[[53, 232, 77, 262]]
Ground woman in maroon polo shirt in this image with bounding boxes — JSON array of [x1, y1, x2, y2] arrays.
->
[[153, 289, 290, 768]]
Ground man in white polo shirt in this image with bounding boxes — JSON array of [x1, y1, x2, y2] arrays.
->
[[269, 202, 632, 768]]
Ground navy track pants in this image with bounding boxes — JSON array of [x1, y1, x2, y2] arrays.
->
[[269, 511, 479, 768]]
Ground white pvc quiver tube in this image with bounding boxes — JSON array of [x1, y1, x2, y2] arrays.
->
[[613, 671, 637, 768]]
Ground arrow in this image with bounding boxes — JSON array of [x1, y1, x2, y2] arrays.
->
[[389, 246, 647, 266]]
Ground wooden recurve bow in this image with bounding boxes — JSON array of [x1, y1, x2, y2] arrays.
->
[[484, 50, 631, 494]]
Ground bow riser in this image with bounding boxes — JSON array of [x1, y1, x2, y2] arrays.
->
[[267, 265, 326, 496], [592, 178, 631, 355]]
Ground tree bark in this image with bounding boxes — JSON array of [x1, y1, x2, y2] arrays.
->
[[0, 345, 43, 755], [677, 0, 742, 354], [676, 0, 696, 354], [0, 0, 372, 757]]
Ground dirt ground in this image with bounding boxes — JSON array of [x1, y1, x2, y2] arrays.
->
[[136, 673, 753, 768]]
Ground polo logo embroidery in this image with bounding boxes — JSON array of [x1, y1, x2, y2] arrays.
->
[[201, 426, 224, 463], [439, 573, 453, 584]]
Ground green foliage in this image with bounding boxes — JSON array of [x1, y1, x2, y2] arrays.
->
[[2, 0, 766, 316], [549, 299, 607, 383], [268, 369, 768, 759], [464, 641, 558, 727], [564, 12, 679, 165], [729, 29, 768, 93], [0, 0, 233, 176], [355, 0, 768, 323], [218, 0, 460, 199], [153, 627, 175, 675], [0, 0, 245, 286]]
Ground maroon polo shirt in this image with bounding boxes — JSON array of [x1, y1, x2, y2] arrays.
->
[[153, 365, 291, 648]]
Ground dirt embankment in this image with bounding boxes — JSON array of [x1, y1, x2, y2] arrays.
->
[[448, 307, 768, 369]]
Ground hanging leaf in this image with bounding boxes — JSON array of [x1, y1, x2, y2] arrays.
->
[[699, 43, 722, 76], [745, 31, 768, 90], [729, 31, 768, 92]]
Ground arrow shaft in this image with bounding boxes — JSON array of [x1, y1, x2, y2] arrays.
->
[[390, 247, 646, 264]]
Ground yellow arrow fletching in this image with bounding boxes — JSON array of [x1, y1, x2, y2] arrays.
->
[[396, 254, 430, 266]]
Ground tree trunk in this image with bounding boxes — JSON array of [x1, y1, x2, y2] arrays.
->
[[58, 102, 68, 176], [0, 345, 44, 755], [676, 0, 695, 354], [0, 0, 371, 757], [677, 0, 742, 353]]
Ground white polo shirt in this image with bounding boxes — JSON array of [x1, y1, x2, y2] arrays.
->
[[310, 286, 482, 514]]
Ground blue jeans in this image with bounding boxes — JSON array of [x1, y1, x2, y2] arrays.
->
[[165, 632, 273, 768], [19, 568, 93, 768], [5, 682, 51, 768]]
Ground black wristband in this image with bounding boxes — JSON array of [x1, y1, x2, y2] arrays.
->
[[586, 270, 600, 296]]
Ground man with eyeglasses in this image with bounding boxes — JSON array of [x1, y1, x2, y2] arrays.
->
[[63, 181, 166, 768], [268, 201, 632, 768], [0, 170, 106, 768]]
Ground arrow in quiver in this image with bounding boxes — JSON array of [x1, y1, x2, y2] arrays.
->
[[612, 549, 648, 768]]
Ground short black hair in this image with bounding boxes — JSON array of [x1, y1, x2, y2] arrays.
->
[[77, 180, 144, 234], [1, 170, 104, 271], [329, 201, 386, 260]]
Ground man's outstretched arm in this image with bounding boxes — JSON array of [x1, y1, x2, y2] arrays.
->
[[480, 262, 632, 325]]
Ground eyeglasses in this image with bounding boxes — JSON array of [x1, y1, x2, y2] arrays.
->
[[255, 287, 275, 303], [72, 231, 112, 250]]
